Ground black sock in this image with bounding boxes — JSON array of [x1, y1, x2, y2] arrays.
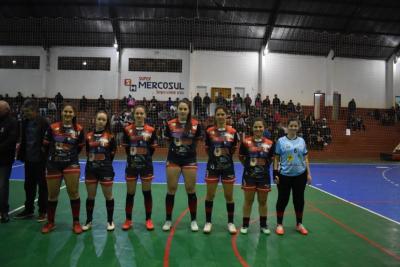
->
[[260, 216, 267, 228], [125, 193, 134, 220], [142, 190, 152, 220], [242, 217, 250, 228], [165, 193, 175, 221], [70, 198, 80, 222], [86, 199, 95, 223], [226, 202, 235, 223], [106, 199, 114, 224], [187, 193, 197, 221], [205, 200, 213, 223]]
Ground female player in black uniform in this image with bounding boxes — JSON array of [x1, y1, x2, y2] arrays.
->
[[82, 110, 116, 231], [239, 118, 274, 234], [122, 105, 157, 231], [163, 99, 202, 231], [41, 104, 84, 234], [274, 118, 312, 235], [203, 106, 239, 234]]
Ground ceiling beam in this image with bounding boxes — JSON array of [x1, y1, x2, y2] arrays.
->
[[262, 0, 282, 47], [387, 43, 400, 61], [270, 38, 396, 49]]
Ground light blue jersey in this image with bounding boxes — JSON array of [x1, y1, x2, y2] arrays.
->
[[275, 136, 308, 176]]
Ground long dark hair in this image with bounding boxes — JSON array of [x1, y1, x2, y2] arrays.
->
[[214, 105, 229, 126], [177, 99, 192, 134], [132, 105, 147, 124], [95, 110, 111, 133], [251, 117, 266, 136], [62, 103, 78, 130]]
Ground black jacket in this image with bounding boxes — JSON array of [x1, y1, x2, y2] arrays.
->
[[0, 115, 18, 165], [18, 115, 49, 162]]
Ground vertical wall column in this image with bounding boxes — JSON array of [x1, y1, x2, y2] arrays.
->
[[386, 56, 395, 108]]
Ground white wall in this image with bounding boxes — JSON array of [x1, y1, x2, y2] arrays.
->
[[394, 60, 400, 102], [0, 46, 46, 97], [120, 48, 189, 100], [262, 53, 327, 106], [332, 58, 386, 108], [190, 51, 259, 99], [47, 47, 119, 99]]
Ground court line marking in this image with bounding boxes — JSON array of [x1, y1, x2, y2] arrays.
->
[[382, 166, 400, 187], [8, 185, 66, 215], [310, 186, 400, 225]]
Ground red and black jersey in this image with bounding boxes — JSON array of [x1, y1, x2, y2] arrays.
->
[[122, 123, 157, 166], [205, 125, 238, 168], [239, 136, 274, 175], [85, 130, 116, 164], [43, 122, 84, 163], [164, 118, 202, 164]]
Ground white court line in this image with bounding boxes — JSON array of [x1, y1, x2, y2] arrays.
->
[[12, 164, 24, 169], [382, 166, 400, 188], [8, 185, 67, 215], [376, 166, 390, 169], [310, 185, 400, 226]]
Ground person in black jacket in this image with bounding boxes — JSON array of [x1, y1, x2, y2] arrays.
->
[[0, 100, 18, 223], [15, 99, 49, 221]]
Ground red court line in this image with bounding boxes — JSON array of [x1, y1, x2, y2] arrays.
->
[[231, 233, 250, 267], [310, 204, 400, 262], [163, 207, 190, 267]]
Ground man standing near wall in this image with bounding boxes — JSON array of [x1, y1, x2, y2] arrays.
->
[[0, 100, 18, 223], [203, 93, 211, 115], [193, 93, 202, 116], [15, 99, 49, 221], [244, 94, 252, 115], [348, 98, 356, 117]]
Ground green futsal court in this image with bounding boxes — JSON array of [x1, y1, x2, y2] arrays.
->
[[0, 181, 399, 267]]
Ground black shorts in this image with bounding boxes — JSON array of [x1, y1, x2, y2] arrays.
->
[[241, 169, 271, 192], [126, 165, 154, 181], [166, 160, 197, 169], [46, 160, 80, 180], [85, 163, 114, 186], [205, 163, 235, 184]]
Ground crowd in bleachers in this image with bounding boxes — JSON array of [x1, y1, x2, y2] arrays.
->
[[0, 91, 338, 151]]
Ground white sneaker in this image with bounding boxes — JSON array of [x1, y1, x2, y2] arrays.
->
[[82, 222, 92, 231], [162, 220, 172, 231], [190, 221, 199, 232], [261, 227, 271, 235], [228, 223, 237, 234], [107, 222, 115, 231], [240, 227, 248, 234], [203, 222, 212, 233]]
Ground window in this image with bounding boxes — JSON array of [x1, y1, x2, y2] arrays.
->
[[129, 58, 182, 72], [58, 57, 111, 70], [0, 56, 40, 69]]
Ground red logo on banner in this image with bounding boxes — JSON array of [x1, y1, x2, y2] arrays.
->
[[124, 79, 132, 86]]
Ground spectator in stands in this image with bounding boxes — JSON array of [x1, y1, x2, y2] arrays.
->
[[262, 95, 270, 111], [98, 95, 106, 110], [216, 94, 225, 107], [395, 103, 400, 122], [272, 94, 280, 112], [127, 95, 135, 110], [193, 93, 202, 116], [356, 116, 366, 131], [295, 102, 303, 115], [15, 99, 49, 221], [315, 131, 325, 150], [79, 95, 87, 112], [244, 94, 252, 115], [120, 96, 127, 111], [15, 92, 24, 109], [348, 98, 356, 116], [0, 101, 18, 223], [166, 97, 173, 110], [320, 118, 332, 144], [203, 93, 211, 115], [142, 97, 148, 108], [150, 96, 158, 108], [273, 111, 281, 127], [280, 101, 287, 116], [54, 92, 63, 111], [255, 94, 262, 110], [287, 100, 295, 113], [236, 93, 243, 112], [39, 97, 48, 116], [47, 99, 57, 117]]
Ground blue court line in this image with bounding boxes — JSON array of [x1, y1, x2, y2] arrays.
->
[[10, 161, 400, 223]]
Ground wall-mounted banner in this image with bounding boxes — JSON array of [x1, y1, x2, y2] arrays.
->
[[124, 76, 187, 100]]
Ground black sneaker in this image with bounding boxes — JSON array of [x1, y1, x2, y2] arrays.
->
[[14, 210, 34, 219], [1, 213, 10, 223]]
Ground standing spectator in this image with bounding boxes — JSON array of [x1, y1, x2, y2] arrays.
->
[[273, 111, 281, 127], [150, 96, 158, 108], [55, 92, 63, 111], [15, 92, 24, 109], [287, 100, 295, 113], [39, 97, 48, 117], [142, 97, 148, 109], [193, 93, 202, 116], [280, 101, 287, 116], [98, 95, 106, 110], [127, 95, 135, 110], [272, 94, 280, 112], [295, 103, 303, 115], [120, 96, 127, 111], [0, 101, 18, 223], [15, 99, 49, 221], [244, 94, 252, 115], [236, 93, 243, 112], [255, 94, 262, 109], [348, 98, 356, 117], [47, 99, 57, 119], [203, 93, 211, 115], [80, 95, 88, 112], [166, 97, 173, 110], [262, 95, 270, 111], [216, 94, 225, 107]]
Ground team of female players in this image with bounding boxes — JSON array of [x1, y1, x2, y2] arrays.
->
[[41, 100, 312, 236]]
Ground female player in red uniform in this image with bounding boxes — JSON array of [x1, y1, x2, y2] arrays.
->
[[122, 105, 157, 231], [239, 118, 274, 234], [203, 106, 239, 234], [82, 110, 117, 231], [162, 100, 202, 231], [41, 104, 84, 234]]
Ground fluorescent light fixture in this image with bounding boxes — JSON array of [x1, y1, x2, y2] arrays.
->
[[12, 60, 16, 64], [113, 43, 118, 49], [82, 61, 87, 66]]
